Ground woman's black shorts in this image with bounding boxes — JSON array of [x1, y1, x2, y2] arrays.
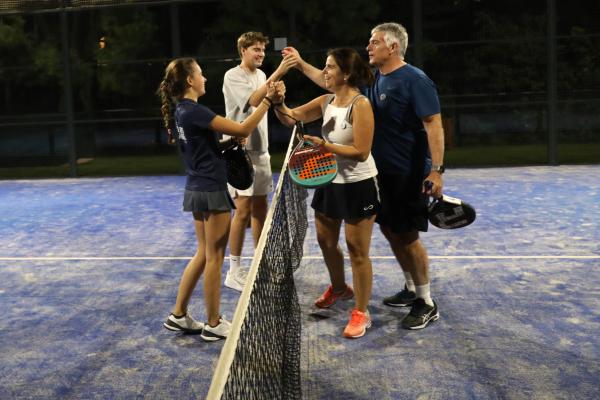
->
[[311, 177, 380, 220]]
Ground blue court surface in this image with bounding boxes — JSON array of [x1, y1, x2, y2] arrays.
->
[[1, 165, 599, 399]]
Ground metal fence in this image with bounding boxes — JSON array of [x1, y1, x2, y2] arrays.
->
[[1, 0, 598, 176]]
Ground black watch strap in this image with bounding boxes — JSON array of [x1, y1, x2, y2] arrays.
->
[[431, 164, 445, 174]]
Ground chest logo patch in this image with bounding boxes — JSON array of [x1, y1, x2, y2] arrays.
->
[[379, 93, 387, 101]]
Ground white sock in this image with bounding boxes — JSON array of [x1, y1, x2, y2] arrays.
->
[[403, 271, 416, 292], [415, 283, 434, 307], [229, 255, 241, 273]]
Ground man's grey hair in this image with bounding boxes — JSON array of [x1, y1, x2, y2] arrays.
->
[[371, 22, 408, 57]]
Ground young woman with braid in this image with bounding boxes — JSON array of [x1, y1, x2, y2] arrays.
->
[[274, 48, 378, 338], [157, 57, 279, 341]]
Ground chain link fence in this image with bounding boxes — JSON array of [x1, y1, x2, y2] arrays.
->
[[1, 0, 598, 177]]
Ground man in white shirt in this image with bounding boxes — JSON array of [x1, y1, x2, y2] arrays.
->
[[222, 31, 294, 291]]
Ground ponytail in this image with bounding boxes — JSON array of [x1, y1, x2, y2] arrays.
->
[[157, 79, 175, 143], [156, 57, 197, 144]]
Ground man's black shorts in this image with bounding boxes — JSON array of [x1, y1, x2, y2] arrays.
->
[[376, 172, 429, 233]]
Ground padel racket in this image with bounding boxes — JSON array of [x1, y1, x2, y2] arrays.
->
[[424, 181, 476, 229], [288, 122, 337, 188]]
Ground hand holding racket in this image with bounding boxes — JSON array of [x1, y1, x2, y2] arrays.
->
[[423, 172, 443, 198], [424, 180, 476, 229], [288, 122, 337, 188]]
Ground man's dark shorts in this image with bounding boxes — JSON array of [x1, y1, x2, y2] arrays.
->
[[376, 172, 429, 233]]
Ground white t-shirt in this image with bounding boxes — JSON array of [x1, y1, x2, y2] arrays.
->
[[321, 97, 378, 184], [222, 66, 269, 153]]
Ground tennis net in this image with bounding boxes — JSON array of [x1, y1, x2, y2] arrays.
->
[[207, 127, 308, 400]]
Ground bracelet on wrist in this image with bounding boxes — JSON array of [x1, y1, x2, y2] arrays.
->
[[263, 97, 273, 105], [261, 99, 271, 108]]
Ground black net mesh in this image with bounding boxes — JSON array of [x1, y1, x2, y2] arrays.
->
[[217, 166, 308, 400]]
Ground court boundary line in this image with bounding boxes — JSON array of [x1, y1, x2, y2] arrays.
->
[[1, 255, 598, 261]]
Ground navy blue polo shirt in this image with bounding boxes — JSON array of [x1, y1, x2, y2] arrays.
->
[[174, 99, 226, 191], [363, 64, 440, 176]]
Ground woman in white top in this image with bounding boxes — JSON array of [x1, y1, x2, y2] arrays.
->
[[275, 48, 378, 339]]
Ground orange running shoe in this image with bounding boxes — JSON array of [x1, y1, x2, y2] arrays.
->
[[314, 284, 354, 308], [343, 309, 372, 338]]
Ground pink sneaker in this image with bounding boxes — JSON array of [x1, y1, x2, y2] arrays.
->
[[314, 284, 354, 308], [343, 309, 372, 338]]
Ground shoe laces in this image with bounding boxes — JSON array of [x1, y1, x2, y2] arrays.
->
[[348, 309, 368, 326], [409, 298, 429, 316], [238, 268, 249, 280]]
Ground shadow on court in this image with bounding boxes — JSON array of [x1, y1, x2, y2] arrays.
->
[[0, 166, 598, 399]]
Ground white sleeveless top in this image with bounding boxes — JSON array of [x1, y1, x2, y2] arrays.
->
[[321, 95, 378, 184]]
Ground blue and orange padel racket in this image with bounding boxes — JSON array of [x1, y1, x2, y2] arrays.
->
[[288, 122, 337, 188]]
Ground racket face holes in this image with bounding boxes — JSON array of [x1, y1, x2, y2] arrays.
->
[[289, 145, 337, 185]]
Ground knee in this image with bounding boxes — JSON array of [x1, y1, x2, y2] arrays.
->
[[317, 235, 338, 252], [349, 253, 369, 269], [251, 198, 268, 216], [346, 243, 369, 267], [234, 204, 252, 220]]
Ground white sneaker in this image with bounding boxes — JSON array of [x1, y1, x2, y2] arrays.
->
[[224, 268, 248, 292], [163, 312, 204, 334], [201, 316, 231, 342]]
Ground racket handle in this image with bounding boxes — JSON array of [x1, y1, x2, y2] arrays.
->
[[218, 137, 237, 152], [424, 180, 437, 197], [295, 121, 305, 141], [424, 180, 443, 200]]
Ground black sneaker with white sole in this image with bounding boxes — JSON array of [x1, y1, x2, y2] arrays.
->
[[401, 298, 439, 330], [382, 285, 417, 307], [163, 313, 204, 334]]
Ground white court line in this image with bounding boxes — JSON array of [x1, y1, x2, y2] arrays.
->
[[0, 255, 598, 261]]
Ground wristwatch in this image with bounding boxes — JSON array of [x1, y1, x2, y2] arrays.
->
[[431, 164, 445, 174]]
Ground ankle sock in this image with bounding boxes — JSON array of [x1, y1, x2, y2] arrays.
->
[[229, 255, 241, 273], [403, 271, 416, 292], [415, 283, 434, 307]]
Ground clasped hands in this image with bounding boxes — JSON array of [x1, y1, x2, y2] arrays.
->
[[266, 81, 286, 105]]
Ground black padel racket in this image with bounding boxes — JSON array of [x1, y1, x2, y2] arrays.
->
[[425, 181, 476, 229], [222, 140, 254, 190]]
